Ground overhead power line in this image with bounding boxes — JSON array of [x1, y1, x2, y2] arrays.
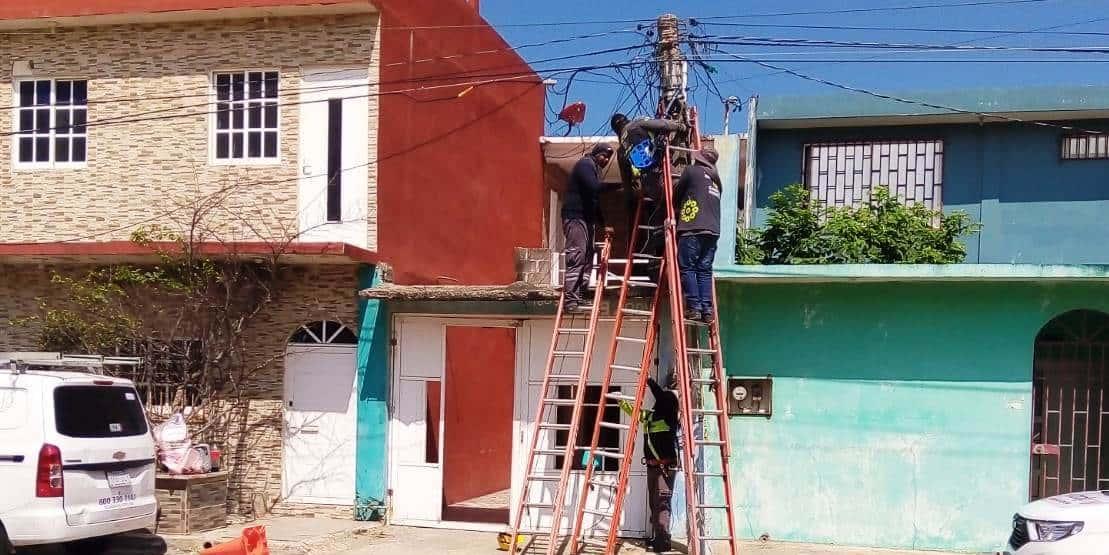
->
[[691, 36, 1109, 54], [714, 50, 1102, 135], [695, 21, 1109, 38], [694, 0, 1049, 20]]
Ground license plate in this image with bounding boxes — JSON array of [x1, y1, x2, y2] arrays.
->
[[106, 470, 131, 488], [97, 491, 137, 508]]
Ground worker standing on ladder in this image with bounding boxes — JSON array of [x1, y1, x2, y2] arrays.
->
[[674, 147, 722, 325], [610, 113, 687, 267], [561, 144, 616, 313]]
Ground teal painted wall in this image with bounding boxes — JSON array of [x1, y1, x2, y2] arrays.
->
[[355, 265, 390, 520], [754, 121, 1109, 265], [717, 281, 1109, 552]]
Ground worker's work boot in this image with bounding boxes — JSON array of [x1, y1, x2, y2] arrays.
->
[[650, 533, 672, 553], [684, 308, 702, 322]]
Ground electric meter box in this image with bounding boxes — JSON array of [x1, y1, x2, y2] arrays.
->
[[726, 376, 772, 417]]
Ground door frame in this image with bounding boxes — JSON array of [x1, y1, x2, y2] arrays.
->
[[387, 315, 523, 530], [282, 342, 359, 505]]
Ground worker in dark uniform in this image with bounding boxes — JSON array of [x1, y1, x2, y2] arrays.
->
[[610, 113, 687, 269], [673, 147, 722, 325], [561, 143, 616, 313], [618, 372, 680, 553]]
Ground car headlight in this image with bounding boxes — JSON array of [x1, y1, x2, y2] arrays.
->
[[1029, 519, 1084, 542]]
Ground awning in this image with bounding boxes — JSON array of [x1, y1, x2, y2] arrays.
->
[[359, 281, 558, 301], [0, 241, 378, 265], [714, 263, 1109, 283]]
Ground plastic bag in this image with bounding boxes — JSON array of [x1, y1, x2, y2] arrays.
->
[[154, 412, 193, 474]]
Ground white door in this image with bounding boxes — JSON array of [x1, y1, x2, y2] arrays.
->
[[298, 67, 369, 247], [389, 318, 445, 524], [512, 319, 650, 537], [283, 344, 357, 504]]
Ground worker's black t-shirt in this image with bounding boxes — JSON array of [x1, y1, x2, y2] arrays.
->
[[674, 162, 721, 236], [645, 379, 679, 461], [562, 156, 605, 226]]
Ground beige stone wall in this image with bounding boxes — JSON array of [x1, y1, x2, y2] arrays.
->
[[0, 14, 380, 250], [0, 262, 362, 517]]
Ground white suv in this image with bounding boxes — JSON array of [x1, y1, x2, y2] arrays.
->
[[0, 359, 157, 551], [1006, 491, 1109, 554]]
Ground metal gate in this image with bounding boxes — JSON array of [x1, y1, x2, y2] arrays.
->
[[1031, 309, 1109, 499]]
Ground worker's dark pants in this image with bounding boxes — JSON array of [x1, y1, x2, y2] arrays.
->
[[562, 218, 593, 306], [647, 462, 677, 539], [624, 171, 665, 282], [679, 233, 719, 314]]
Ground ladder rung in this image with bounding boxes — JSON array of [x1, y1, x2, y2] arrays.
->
[[691, 377, 716, 384], [605, 392, 637, 402], [592, 450, 624, 459], [632, 253, 662, 260], [696, 503, 729, 509], [611, 364, 641, 373], [583, 508, 614, 518], [599, 421, 630, 431], [557, 327, 589, 334], [687, 348, 715, 355], [534, 449, 567, 456], [616, 335, 647, 344], [538, 423, 573, 431], [692, 408, 724, 415], [547, 374, 583, 381], [684, 318, 709, 327], [526, 502, 555, 509], [543, 398, 577, 406], [553, 350, 586, 357], [621, 308, 653, 316], [697, 535, 734, 541], [694, 471, 726, 478], [589, 479, 618, 489], [637, 224, 663, 230], [527, 474, 562, 482], [580, 537, 609, 547], [608, 258, 650, 265], [695, 440, 727, 446]]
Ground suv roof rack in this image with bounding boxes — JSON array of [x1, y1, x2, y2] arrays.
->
[[0, 352, 143, 375]]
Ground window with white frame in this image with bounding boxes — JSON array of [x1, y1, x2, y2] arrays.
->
[[213, 71, 279, 162], [1061, 134, 1109, 160], [15, 79, 87, 166], [804, 139, 944, 211]]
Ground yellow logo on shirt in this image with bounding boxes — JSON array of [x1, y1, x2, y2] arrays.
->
[[681, 199, 699, 222]]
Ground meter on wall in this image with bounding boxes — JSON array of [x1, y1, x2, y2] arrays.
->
[[727, 376, 772, 417]]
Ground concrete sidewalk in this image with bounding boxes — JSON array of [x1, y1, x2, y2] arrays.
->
[[335, 526, 967, 555], [163, 516, 383, 555]]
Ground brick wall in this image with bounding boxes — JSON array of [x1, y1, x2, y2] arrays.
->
[[0, 14, 380, 249], [0, 262, 361, 517]]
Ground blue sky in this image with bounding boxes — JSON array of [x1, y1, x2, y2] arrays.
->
[[480, 0, 1109, 134]]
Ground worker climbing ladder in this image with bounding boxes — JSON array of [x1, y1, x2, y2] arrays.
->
[[509, 231, 616, 554]]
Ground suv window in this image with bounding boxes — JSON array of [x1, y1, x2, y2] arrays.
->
[[53, 385, 148, 438]]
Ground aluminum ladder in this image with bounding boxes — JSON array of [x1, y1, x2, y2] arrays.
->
[[509, 231, 615, 554]]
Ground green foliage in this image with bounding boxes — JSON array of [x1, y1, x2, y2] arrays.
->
[[737, 184, 980, 264]]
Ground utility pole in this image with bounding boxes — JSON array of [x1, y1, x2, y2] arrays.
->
[[656, 13, 687, 119]]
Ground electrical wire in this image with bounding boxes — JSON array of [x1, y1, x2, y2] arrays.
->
[[690, 36, 1109, 55], [694, 21, 1109, 38], [8, 59, 656, 137], [693, 0, 1049, 21], [11, 82, 546, 245], [714, 50, 1103, 135]]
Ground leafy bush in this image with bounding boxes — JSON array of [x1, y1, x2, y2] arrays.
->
[[737, 184, 979, 264]]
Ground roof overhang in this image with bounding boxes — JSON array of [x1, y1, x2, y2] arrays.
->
[[359, 281, 558, 301], [759, 109, 1109, 130], [0, 1, 375, 30], [714, 263, 1109, 283], [0, 241, 378, 265], [540, 135, 719, 190]]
